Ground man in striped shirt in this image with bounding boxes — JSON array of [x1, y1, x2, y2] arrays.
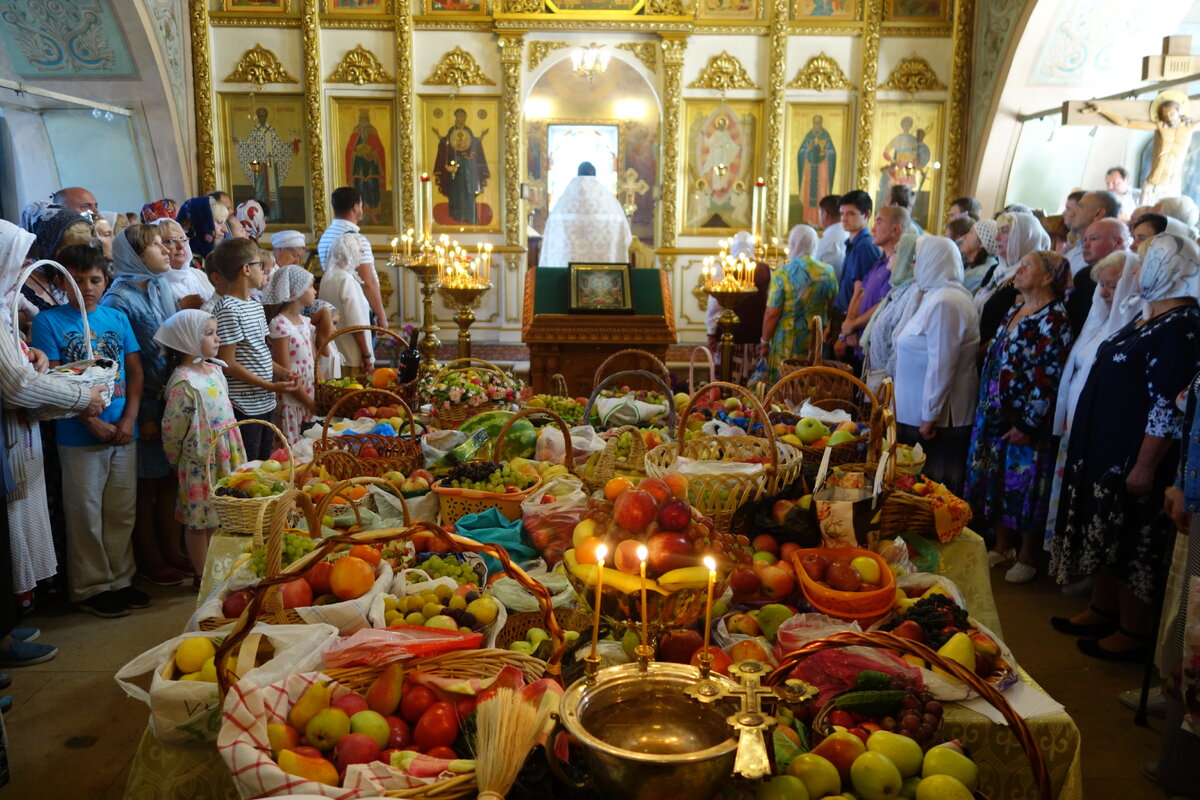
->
[[317, 187, 388, 327]]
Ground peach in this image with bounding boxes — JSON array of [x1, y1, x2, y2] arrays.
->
[[662, 473, 689, 500], [639, 477, 673, 505], [728, 639, 771, 664], [613, 539, 643, 574]]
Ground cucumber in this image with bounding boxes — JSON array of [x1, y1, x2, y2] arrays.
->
[[832, 689, 907, 717], [853, 670, 892, 691]]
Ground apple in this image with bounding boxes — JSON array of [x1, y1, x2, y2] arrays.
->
[[335, 731, 381, 773], [267, 723, 300, 758], [756, 603, 795, 644], [662, 473, 689, 500], [656, 498, 692, 532], [613, 488, 659, 530], [756, 775, 811, 800], [825, 561, 862, 592], [811, 731, 867, 784], [921, 744, 978, 792], [222, 588, 254, 618], [867, 730, 923, 778], [640, 477, 673, 504], [349, 710, 391, 750], [728, 639, 771, 664], [657, 629, 703, 663], [795, 417, 830, 445], [752, 534, 779, 556], [729, 567, 761, 596], [384, 715, 410, 749], [836, 420, 858, 434], [771, 499, 797, 526], [646, 532, 695, 574], [724, 397, 742, 412], [757, 564, 796, 599], [787, 753, 842, 799], [726, 612, 762, 637], [752, 550, 778, 567], [969, 631, 1001, 659], [799, 552, 830, 582], [829, 430, 857, 446], [331, 694, 370, 717], [850, 556, 882, 585], [690, 645, 733, 675], [401, 476, 430, 492], [892, 620, 925, 643], [780, 542, 802, 562], [279, 578, 314, 609], [851, 750, 903, 800], [260, 459, 283, 472]]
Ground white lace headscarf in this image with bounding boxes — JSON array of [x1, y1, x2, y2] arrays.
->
[[326, 232, 363, 277], [1126, 233, 1200, 317], [261, 264, 314, 305], [975, 211, 1049, 311]]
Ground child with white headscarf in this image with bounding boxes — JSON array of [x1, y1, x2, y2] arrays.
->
[[155, 309, 246, 575], [263, 266, 317, 443], [318, 233, 373, 375]]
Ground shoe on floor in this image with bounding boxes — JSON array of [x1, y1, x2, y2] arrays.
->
[[1050, 604, 1118, 637], [1078, 635, 1151, 663], [76, 591, 130, 619], [115, 585, 152, 609], [1005, 562, 1037, 584], [987, 549, 1015, 568], [0, 696, 10, 714], [1119, 687, 1166, 717], [0, 639, 57, 666], [1061, 576, 1093, 596], [137, 568, 186, 587], [0, 674, 9, 690], [11, 627, 39, 643]]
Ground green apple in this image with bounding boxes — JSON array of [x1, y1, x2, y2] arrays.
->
[[260, 459, 283, 472], [850, 556, 882, 586], [899, 775, 921, 799], [867, 730, 923, 778], [914, 774, 973, 800], [851, 751, 903, 800], [756, 774, 810, 800], [828, 429, 856, 446], [756, 603, 795, 645], [795, 417, 830, 445], [349, 710, 391, 749], [921, 746, 978, 792], [724, 397, 742, 411], [786, 753, 841, 799]]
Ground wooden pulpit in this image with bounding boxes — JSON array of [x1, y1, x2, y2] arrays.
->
[[522, 267, 677, 396]]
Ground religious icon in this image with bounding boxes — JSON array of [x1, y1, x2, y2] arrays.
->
[[421, 96, 501, 233], [684, 100, 761, 234], [425, 0, 484, 12], [798, 116, 835, 222], [235, 107, 300, 223], [874, 102, 943, 229], [325, 0, 388, 13], [786, 103, 852, 229], [569, 264, 633, 312], [220, 93, 308, 228], [433, 108, 491, 225], [795, 0, 856, 19], [883, 0, 948, 22], [332, 97, 394, 231], [697, 0, 758, 21], [223, 0, 287, 11]]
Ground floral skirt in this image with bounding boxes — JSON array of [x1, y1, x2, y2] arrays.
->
[[963, 417, 1058, 534]]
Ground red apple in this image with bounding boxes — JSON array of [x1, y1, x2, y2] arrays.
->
[[292, 745, 323, 759], [828, 709, 856, 729], [279, 578, 314, 609], [656, 498, 692, 533], [222, 588, 254, 618], [771, 499, 797, 526], [646, 532, 695, 574], [757, 564, 796, 600], [385, 716, 410, 749], [751, 534, 779, 556], [892, 620, 925, 643], [332, 694, 370, 717], [306, 560, 334, 596], [613, 539, 644, 575], [811, 731, 867, 783], [824, 561, 862, 592], [613, 488, 659, 531], [379, 747, 401, 764], [726, 612, 762, 636], [657, 628, 703, 663], [639, 477, 673, 505], [780, 542, 802, 562], [334, 732, 381, 773], [847, 726, 872, 745], [974, 650, 996, 676], [690, 645, 733, 675], [799, 552, 830, 582]]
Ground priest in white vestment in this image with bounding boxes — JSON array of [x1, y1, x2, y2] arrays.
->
[[538, 162, 632, 267]]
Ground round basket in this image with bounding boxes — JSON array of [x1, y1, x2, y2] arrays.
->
[[687, 345, 721, 411], [521, 373, 586, 423], [764, 366, 878, 475], [314, 324, 416, 415], [495, 607, 592, 660], [592, 347, 672, 389], [206, 418, 298, 539], [582, 369, 676, 432], [424, 357, 518, 427], [313, 387, 424, 479], [580, 424, 650, 494], [766, 630, 1051, 800], [778, 316, 853, 387], [432, 478, 540, 527], [644, 381, 803, 535]]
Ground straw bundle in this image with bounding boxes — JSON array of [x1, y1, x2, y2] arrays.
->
[[474, 688, 552, 800]]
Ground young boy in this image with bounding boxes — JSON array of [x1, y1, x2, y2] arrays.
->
[[31, 244, 147, 618], [209, 238, 297, 460]]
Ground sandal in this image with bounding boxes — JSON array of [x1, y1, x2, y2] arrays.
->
[[1077, 627, 1151, 662], [1050, 604, 1118, 637]]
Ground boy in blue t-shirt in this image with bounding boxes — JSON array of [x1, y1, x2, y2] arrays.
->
[[31, 245, 147, 619]]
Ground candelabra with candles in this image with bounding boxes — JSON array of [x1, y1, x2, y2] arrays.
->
[[702, 247, 759, 383], [435, 237, 493, 360], [388, 173, 442, 377]]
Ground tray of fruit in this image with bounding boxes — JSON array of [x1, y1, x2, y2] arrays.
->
[[792, 546, 897, 624], [314, 325, 418, 416]]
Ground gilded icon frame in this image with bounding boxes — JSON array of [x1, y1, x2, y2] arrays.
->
[[873, 101, 945, 230], [785, 101, 855, 230], [793, 0, 858, 21], [419, 95, 503, 234], [330, 96, 396, 233], [218, 93, 312, 231], [568, 263, 633, 313], [223, 0, 288, 11], [682, 99, 763, 236], [883, 0, 950, 24], [320, 0, 390, 14]]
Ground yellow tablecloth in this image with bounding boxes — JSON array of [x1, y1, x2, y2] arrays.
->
[[934, 528, 1002, 639], [124, 728, 239, 800]]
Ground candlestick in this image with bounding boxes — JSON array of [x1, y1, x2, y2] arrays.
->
[[589, 544, 608, 663], [637, 545, 649, 649]]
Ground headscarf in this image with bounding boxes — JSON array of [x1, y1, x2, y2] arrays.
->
[[19, 199, 56, 234], [1128, 233, 1200, 313], [1164, 215, 1195, 239], [327, 233, 363, 275], [975, 211, 1049, 311], [0, 220, 37, 329], [271, 230, 306, 250], [153, 218, 201, 293], [30, 207, 89, 259], [110, 228, 179, 322], [261, 264, 313, 305], [861, 234, 922, 385], [236, 200, 266, 241], [787, 225, 818, 260], [729, 231, 755, 259], [973, 219, 999, 257], [176, 196, 218, 257], [894, 236, 970, 341], [99, 211, 119, 228], [153, 309, 225, 369], [140, 199, 178, 223]]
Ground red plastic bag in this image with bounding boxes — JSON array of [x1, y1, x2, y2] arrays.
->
[[321, 626, 483, 668]]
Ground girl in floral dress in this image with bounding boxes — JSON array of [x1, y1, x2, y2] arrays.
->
[[155, 309, 246, 576], [263, 266, 317, 444]]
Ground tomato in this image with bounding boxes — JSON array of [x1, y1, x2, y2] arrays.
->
[[474, 689, 498, 708], [305, 560, 333, 595], [454, 697, 476, 719], [400, 684, 438, 725], [425, 745, 457, 760], [413, 701, 459, 750]]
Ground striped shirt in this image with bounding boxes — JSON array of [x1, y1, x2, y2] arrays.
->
[[212, 294, 276, 415], [317, 218, 373, 274]]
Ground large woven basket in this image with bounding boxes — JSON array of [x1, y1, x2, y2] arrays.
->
[[206, 418, 298, 539], [765, 366, 878, 475], [424, 357, 516, 426], [312, 387, 424, 479], [314, 324, 416, 415], [580, 423, 650, 494], [592, 347, 672, 389], [582, 368, 676, 432], [778, 315, 853, 387]]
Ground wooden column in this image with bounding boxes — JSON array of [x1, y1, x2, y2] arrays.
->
[[301, 0, 327, 234], [763, 0, 788, 241], [395, 1, 416, 232], [188, 0, 215, 194]]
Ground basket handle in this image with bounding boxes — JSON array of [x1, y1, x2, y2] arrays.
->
[[319, 387, 419, 446], [316, 324, 406, 381], [763, 364, 878, 414], [433, 357, 508, 383], [549, 373, 570, 398], [316, 475, 412, 527], [806, 315, 825, 366], [581, 369, 677, 433], [765, 630, 1051, 800], [674, 381, 780, 475], [593, 348, 671, 387], [593, 424, 650, 485], [492, 406, 578, 475], [204, 417, 295, 493], [16, 260, 96, 361], [688, 346, 717, 395]]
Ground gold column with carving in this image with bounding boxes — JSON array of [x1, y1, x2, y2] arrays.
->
[[945, 0, 974, 210], [301, 0, 327, 233], [763, 0, 788, 241], [189, 0, 215, 193], [396, 2, 416, 233], [498, 33, 524, 249], [856, 0, 883, 192], [659, 34, 687, 250]]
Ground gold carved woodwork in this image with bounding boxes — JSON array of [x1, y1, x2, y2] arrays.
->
[[499, 34, 524, 249], [617, 42, 658, 72], [527, 40, 568, 70], [210, 13, 302, 27], [659, 35, 686, 250], [645, 0, 687, 15], [504, 0, 543, 11], [763, 0, 787, 238], [395, 3, 416, 233], [688, 51, 758, 92], [189, 0, 216, 193], [327, 45, 393, 85], [856, 0, 883, 191], [787, 52, 855, 91], [301, 0, 327, 233], [945, 0, 975, 219], [879, 53, 945, 95], [425, 46, 496, 89], [225, 43, 298, 86]]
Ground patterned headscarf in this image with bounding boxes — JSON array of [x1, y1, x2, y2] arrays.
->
[[140, 199, 178, 223], [110, 228, 179, 323], [176, 196, 218, 257], [236, 200, 266, 241], [326, 233, 363, 274], [0, 220, 36, 328], [30, 207, 90, 259], [261, 264, 313, 305], [973, 219, 999, 257], [1131, 233, 1200, 312]]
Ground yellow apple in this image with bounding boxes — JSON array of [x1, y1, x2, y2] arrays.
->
[[850, 555, 881, 585]]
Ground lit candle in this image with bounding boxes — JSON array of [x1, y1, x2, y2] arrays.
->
[[702, 556, 717, 658], [390, 236, 398, 261], [406, 228, 414, 259], [637, 545, 649, 649], [589, 544, 608, 662], [421, 173, 433, 242]]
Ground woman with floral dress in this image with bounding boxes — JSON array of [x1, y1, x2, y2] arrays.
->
[[1050, 233, 1200, 661], [759, 225, 837, 384], [964, 250, 1073, 584]]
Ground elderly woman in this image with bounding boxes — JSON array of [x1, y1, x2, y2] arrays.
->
[[959, 218, 999, 293], [1050, 234, 1200, 660], [860, 233, 920, 393], [153, 218, 214, 310], [320, 233, 375, 376], [974, 211, 1051, 353], [758, 225, 836, 384], [93, 214, 116, 262], [175, 196, 229, 263], [893, 237, 981, 492], [139, 199, 178, 224], [964, 250, 1073, 584], [20, 208, 93, 314], [706, 232, 771, 385]]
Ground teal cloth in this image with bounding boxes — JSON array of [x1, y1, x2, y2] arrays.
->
[[532, 267, 664, 315], [452, 507, 538, 575]]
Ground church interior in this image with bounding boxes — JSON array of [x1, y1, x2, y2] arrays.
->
[[2, 1, 1200, 799]]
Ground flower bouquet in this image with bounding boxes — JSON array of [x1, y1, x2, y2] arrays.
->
[[420, 358, 523, 426]]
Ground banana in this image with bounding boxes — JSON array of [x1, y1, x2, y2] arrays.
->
[[655, 565, 713, 590], [568, 560, 664, 595]]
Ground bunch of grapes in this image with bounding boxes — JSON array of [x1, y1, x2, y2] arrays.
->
[[881, 594, 970, 649], [246, 532, 317, 577], [529, 395, 584, 421], [877, 690, 943, 747], [445, 461, 536, 492], [215, 487, 250, 498], [414, 554, 481, 586]]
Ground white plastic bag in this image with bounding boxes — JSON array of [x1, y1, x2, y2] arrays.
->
[[535, 424, 606, 464], [368, 484, 440, 524], [115, 623, 338, 743]]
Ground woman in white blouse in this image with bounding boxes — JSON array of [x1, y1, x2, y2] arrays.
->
[[893, 236, 981, 492], [318, 233, 373, 376]]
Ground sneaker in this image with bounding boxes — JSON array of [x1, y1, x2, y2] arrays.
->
[[1061, 576, 1093, 596], [1005, 562, 1037, 584], [1119, 687, 1166, 717], [115, 586, 152, 609], [0, 639, 58, 666], [76, 591, 130, 619], [11, 627, 39, 643], [987, 549, 1015, 568]]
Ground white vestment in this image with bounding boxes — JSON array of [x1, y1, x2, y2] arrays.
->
[[539, 176, 632, 267]]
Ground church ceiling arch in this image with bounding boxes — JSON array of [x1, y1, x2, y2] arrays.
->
[[0, 0, 137, 78]]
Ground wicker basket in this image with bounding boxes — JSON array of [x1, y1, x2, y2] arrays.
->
[[592, 347, 672, 389], [765, 366, 878, 475], [644, 382, 803, 535], [580, 424, 650, 493], [207, 418, 298, 539], [314, 324, 416, 416], [810, 685, 944, 750], [778, 316, 853, 387], [312, 388, 423, 479], [520, 374, 586, 423], [495, 607, 592, 660], [582, 369, 676, 432], [687, 346, 721, 411], [424, 357, 517, 427], [766, 630, 1051, 800]]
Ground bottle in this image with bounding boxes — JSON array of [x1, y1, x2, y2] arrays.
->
[[398, 326, 421, 383]]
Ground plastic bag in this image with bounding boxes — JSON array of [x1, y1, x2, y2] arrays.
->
[[490, 571, 575, 612], [535, 425, 606, 465], [320, 627, 484, 668], [793, 401, 853, 425], [369, 484, 440, 524], [422, 428, 488, 471], [521, 477, 588, 565], [594, 394, 668, 427]]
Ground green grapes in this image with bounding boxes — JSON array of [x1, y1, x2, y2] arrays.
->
[[529, 394, 584, 421], [246, 532, 316, 577], [445, 462, 536, 492], [414, 554, 481, 587]]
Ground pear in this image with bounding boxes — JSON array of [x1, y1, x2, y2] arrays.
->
[[305, 707, 351, 752], [288, 680, 332, 731], [914, 773, 973, 800], [921, 745, 978, 792], [757, 604, 795, 644], [365, 662, 404, 716], [277, 748, 339, 786], [851, 750, 903, 800], [867, 730, 923, 777], [933, 633, 975, 680]]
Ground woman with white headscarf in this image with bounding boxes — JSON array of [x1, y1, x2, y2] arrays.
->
[[154, 218, 214, 310], [975, 211, 1051, 356], [758, 225, 836, 383], [1049, 233, 1200, 661], [319, 232, 374, 375], [235, 200, 266, 242], [893, 237, 980, 491], [959, 218, 1000, 293], [705, 231, 771, 385], [860, 232, 920, 393]]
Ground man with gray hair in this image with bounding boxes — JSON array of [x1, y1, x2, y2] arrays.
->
[[270, 230, 308, 267], [1069, 217, 1132, 336]]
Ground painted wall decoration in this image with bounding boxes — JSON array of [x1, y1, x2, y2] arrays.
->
[[883, 0, 950, 23], [425, 0, 485, 13], [794, 0, 857, 21], [697, 0, 759, 22], [223, 0, 288, 11], [785, 103, 853, 229], [873, 101, 943, 229], [0, 0, 136, 78], [421, 96, 502, 233], [325, 0, 389, 13], [683, 100, 761, 234], [146, 0, 186, 129], [220, 94, 309, 229], [331, 97, 395, 232]]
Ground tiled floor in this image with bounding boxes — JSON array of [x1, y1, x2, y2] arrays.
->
[[0, 556, 1178, 799]]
